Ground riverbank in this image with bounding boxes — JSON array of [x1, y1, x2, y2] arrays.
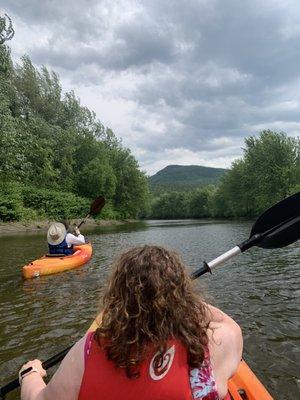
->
[[0, 218, 134, 237]]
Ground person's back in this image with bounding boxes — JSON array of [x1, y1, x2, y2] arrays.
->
[[19, 245, 242, 400], [79, 336, 192, 400]]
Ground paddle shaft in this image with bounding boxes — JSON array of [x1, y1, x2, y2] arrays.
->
[[192, 210, 300, 279], [0, 345, 72, 398], [77, 213, 90, 229], [76, 196, 105, 230]]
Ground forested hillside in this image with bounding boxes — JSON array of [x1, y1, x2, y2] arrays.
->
[[149, 131, 299, 219], [149, 165, 226, 191], [0, 16, 149, 222]]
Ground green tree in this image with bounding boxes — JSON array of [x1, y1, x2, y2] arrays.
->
[[77, 156, 117, 200], [215, 131, 299, 217], [111, 148, 149, 218], [0, 24, 24, 181], [188, 187, 212, 218], [216, 160, 253, 217], [150, 192, 189, 219], [243, 131, 299, 214]]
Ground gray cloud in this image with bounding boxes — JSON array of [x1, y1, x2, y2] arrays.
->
[[2, 0, 300, 174]]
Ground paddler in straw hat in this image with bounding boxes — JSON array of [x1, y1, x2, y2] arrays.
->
[[47, 221, 85, 256]]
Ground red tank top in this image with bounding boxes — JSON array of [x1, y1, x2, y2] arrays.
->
[[78, 333, 193, 400], [78, 333, 232, 400]]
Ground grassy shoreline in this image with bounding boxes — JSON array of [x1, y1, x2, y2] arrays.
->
[[0, 218, 132, 237]]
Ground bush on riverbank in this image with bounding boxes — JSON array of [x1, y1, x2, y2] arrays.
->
[[0, 181, 91, 222]]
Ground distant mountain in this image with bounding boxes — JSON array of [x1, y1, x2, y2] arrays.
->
[[149, 165, 227, 191]]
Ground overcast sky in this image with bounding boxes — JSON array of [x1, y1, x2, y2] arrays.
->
[[2, 0, 300, 175]]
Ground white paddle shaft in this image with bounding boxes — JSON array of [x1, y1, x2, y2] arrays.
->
[[207, 246, 241, 270]]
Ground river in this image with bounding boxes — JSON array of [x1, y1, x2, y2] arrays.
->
[[0, 220, 299, 399]]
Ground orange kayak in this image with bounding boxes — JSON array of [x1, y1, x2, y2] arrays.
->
[[88, 319, 273, 400], [227, 360, 273, 399], [22, 243, 93, 279]]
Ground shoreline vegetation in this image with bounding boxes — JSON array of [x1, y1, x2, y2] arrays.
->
[[0, 218, 136, 237]]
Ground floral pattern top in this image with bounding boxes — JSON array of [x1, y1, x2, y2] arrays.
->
[[190, 350, 219, 399]]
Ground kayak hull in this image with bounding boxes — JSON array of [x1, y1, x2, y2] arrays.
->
[[22, 243, 93, 279], [227, 360, 273, 400]]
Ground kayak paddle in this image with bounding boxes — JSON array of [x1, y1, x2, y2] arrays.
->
[[0, 346, 73, 399], [0, 192, 299, 398], [191, 191, 300, 279], [77, 196, 106, 229]]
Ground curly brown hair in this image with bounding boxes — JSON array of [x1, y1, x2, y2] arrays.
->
[[95, 245, 210, 378]]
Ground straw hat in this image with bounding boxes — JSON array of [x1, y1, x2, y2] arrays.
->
[[47, 222, 67, 245]]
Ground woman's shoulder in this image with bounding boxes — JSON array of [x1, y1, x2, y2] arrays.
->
[[205, 304, 242, 348], [205, 305, 243, 398], [208, 317, 242, 362]]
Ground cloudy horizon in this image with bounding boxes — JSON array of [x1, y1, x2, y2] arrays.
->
[[2, 0, 300, 175]]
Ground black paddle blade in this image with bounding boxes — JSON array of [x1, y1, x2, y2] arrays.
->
[[89, 196, 105, 215], [250, 192, 300, 249]]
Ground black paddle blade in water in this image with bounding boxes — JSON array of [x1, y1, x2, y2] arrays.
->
[[250, 191, 300, 249], [90, 196, 106, 215]]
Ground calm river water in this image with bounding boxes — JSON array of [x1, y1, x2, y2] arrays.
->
[[0, 220, 299, 399]]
